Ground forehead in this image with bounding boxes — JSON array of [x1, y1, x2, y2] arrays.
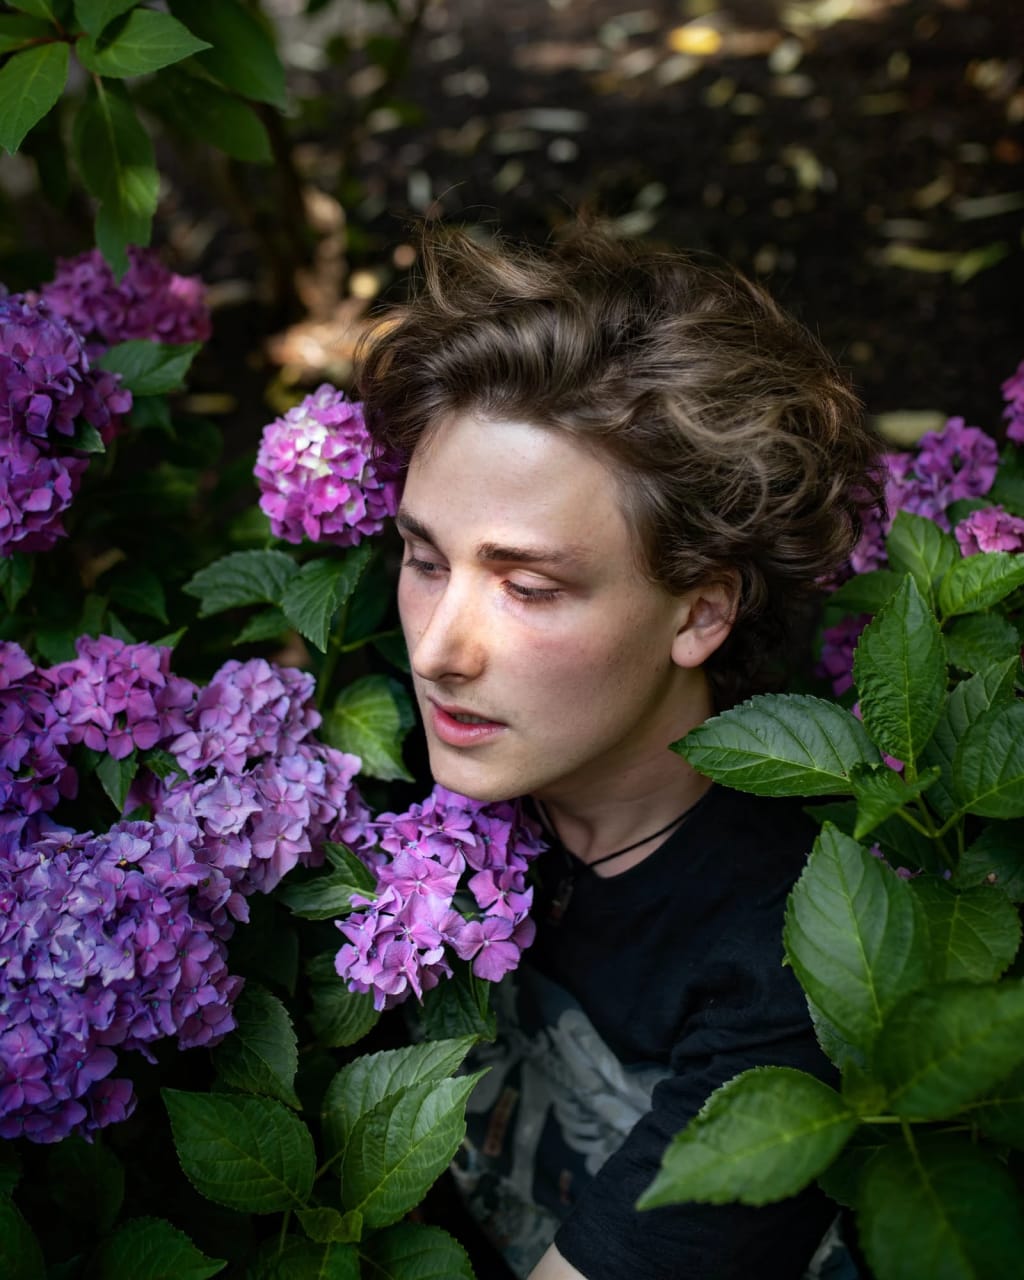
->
[[401, 413, 637, 559]]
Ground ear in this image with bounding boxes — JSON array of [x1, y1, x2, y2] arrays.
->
[[670, 575, 739, 670]]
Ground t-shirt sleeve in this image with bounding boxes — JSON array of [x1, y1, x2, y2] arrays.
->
[[552, 931, 838, 1280]]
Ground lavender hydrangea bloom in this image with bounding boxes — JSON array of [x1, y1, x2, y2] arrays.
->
[[1002, 360, 1024, 446], [254, 386, 401, 546], [335, 786, 545, 1010], [816, 615, 870, 697], [0, 643, 76, 815], [41, 246, 211, 353], [954, 505, 1024, 556]]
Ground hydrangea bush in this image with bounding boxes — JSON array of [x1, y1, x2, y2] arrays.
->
[[642, 365, 1024, 1279]]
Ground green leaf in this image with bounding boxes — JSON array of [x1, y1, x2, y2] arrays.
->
[[340, 1072, 486, 1228], [0, 41, 68, 154], [0, 1194, 44, 1280], [69, 418, 106, 453], [938, 551, 1024, 620], [911, 878, 1021, 983], [324, 842, 376, 892], [246, 1237, 359, 1280], [6, 0, 58, 18], [97, 340, 200, 395], [105, 563, 168, 622], [0, 553, 33, 612], [990, 447, 1024, 517], [783, 824, 929, 1055], [956, 821, 1024, 899], [96, 749, 138, 812], [920, 658, 1020, 819], [853, 575, 946, 767], [72, 82, 158, 274], [674, 693, 879, 797], [325, 675, 411, 782], [162, 1089, 315, 1213], [420, 967, 496, 1043], [639, 1067, 857, 1209], [0, 15, 53, 55], [307, 953, 380, 1048], [849, 763, 939, 841], [211, 985, 300, 1109], [144, 747, 187, 784], [142, 68, 272, 163], [322, 1037, 475, 1162], [183, 550, 297, 617], [235, 607, 290, 645], [73, 0, 137, 37], [954, 701, 1024, 819], [166, 0, 286, 107], [965, 1061, 1024, 1149], [826, 569, 900, 616], [857, 1136, 1024, 1280], [280, 546, 371, 653], [816, 1125, 892, 1209], [885, 512, 958, 605], [48, 1135, 123, 1233], [360, 1223, 475, 1280], [91, 1216, 226, 1279], [874, 981, 1024, 1120], [77, 8, 210, 78], [278, 869, 371, 921], [944, 613, 1021, 674], [297, 1207, 362, 1245]]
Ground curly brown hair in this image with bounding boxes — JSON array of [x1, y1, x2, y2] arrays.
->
[[357, 226, 880, 706]]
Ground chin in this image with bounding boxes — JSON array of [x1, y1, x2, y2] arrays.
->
[[427, 753, 524, 805]]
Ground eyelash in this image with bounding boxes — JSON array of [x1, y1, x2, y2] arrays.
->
[[402, 556, 561, 604]]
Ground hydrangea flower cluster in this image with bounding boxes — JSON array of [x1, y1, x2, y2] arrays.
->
[[0, 292, 131, 555], [335, 785, 546, 1011], [0, 639, 368, 1142], [849, 416, 999, 574], [41, 246, 211, 354], [816, 614, 870, 697], [1003, 359, 1024, 446], [254, 386, 401, 547], [954, 505, 1024, 557]]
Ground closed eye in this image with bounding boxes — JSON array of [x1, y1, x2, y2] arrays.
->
[[503, 580, 561, 603], [403, 555, 444, 576]]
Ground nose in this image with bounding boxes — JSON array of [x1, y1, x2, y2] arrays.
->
[[407, 575, 487, 685]]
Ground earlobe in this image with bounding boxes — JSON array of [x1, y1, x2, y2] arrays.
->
[[670, 578, 739, 670]]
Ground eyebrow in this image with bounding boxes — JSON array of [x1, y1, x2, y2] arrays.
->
[[396, 509, 588, 567]]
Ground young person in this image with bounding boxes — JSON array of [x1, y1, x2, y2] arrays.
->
[[357, 227, 878, 1280]]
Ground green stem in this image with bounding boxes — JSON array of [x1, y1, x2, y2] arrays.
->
[[317, 599, 351, 706], [858, 1114, 902, 1125], [277, 1208, 292, 1255], [894, 807, 932, 838]]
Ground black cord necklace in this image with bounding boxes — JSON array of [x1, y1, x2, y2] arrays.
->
[[536, 797, 703, 923]]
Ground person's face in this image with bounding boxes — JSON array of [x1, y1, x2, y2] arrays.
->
[[397, 413, 728, 805]]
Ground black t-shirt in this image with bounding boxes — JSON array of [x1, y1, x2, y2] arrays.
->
[[453, 786, 841, 1280]]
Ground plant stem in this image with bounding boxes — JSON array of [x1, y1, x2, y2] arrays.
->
[[318, 599, 351, 707], [278, 1208, 292, 1255]]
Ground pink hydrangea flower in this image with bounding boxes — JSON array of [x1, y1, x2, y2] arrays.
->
[[254, 385, 401, 546], [954, 505, 1024, 556], [1002, 359, 1024, 446]]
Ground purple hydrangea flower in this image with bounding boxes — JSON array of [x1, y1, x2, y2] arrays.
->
[[954, 505, 1024, 556], [0, 643, 76, 815], [335, 786, 545, 1010], [1003, 360, 1024, 446], [254, 386, 401, 546], [41, 246, 211, 353], [816, 615, 870, 697]]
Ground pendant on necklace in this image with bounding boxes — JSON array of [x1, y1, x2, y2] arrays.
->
[[546, 866, 576, 923]]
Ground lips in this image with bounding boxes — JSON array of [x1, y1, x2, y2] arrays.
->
[[427, 699, 506, 747]]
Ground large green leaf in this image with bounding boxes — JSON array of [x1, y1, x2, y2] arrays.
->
[[885, 511, 958, 605], [322, 1037, 475, 1161], [0, 553, 33, 612], [71, 82, 157, 273], [280, 546, 371, 653], [857, 1136, 1024, 1280], [90, 1217, 226, 1279], [296, 1207, 362, 1245], [944, 613, 1021, 674], [910, 878, 1021, 983], [211, 985, 300, 1109], [0, 1194, 45, 1280], [955, 821, 1024, 900], [639, 1067, 856, 1209], [953, 701, 1024, 819], [307, 953, 380, 1049], [853, 574, 946, 767], [826, 569, 900, 616], [963, 1061, 1024, 1149], [874, 981, 1024, 1120], [816, 1125, 893, 1209], [360, 1223, 475, 1280], [96, 749, 138, 813], [166, 0, 286, 107], [183, 550, 296, 617], [163, 1090, 315, 1213], [420, 966, 496, 1043], [0, 14, 52, 55], [919, 659, 1019, 819], [674, 694, 879, 797], [938, 551, 1024, 619], [8, 0, 58, 17], [0, 41, 68, 154], [246, 1237, 359, 1280], [73, 0, 137, 37], [849, 763, 939, 841], [278, 855, 375, 920], [97, 340, 201, 395], [340, 1072, 485, 1228], [77, 8, 209, 77], [783, 824, 928, 1055], [47, 1135, 123, 1233], [325, 675, 412, 782], [141, 67, 271, 163]]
